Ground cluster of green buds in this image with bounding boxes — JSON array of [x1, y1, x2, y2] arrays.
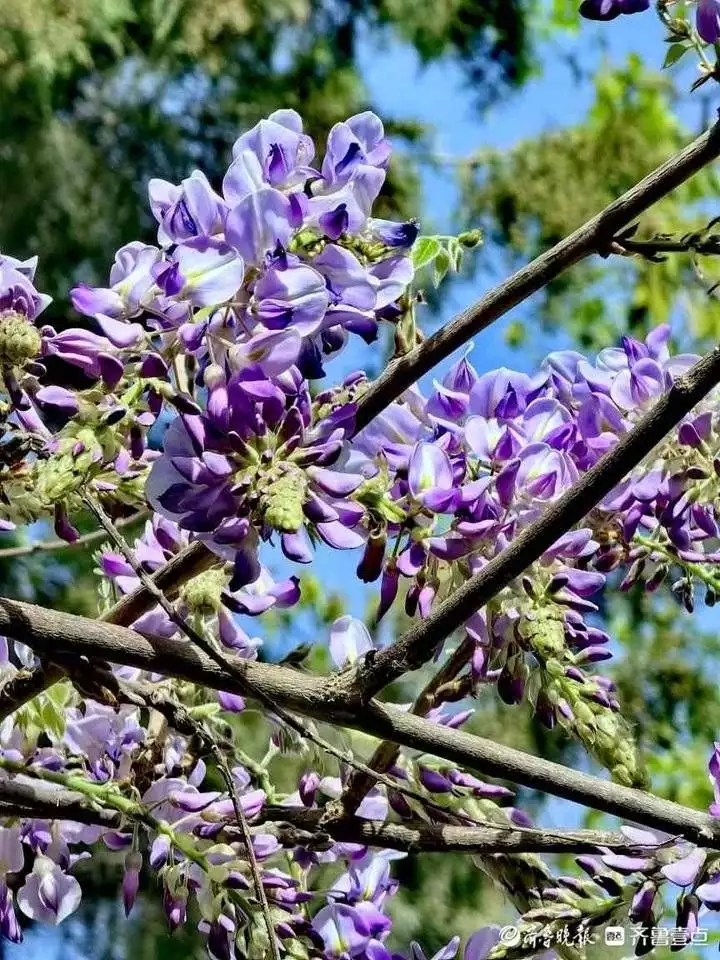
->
[[0, 311, 41, 368], [496, 572, 647, 788]]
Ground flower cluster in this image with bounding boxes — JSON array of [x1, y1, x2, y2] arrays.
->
[[71, 110, 415, 381]]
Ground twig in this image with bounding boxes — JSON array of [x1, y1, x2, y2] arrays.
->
[[0, 510, 148, 559], [0, 777, 658, 858], [353, 121, 720, 433], [612, 235, 720, 259], [5, 596, 720, 848]]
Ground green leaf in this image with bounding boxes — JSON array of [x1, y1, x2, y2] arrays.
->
[[411, 236, 441, 270], [432, 248, 452, 286], [663, 43, 688, 68]]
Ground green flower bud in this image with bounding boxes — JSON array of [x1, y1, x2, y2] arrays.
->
[[520, 609, 565, 659], [181, 569, 227, 614], [0, 311, 41, 366], [264, 468, 307, 532], [458, 228, 483, 248]]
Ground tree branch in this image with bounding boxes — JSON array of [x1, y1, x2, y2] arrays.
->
[[613, 235, 720, 259], [0, 777, 121, 827], [251, 808, 645, 856], [344, 343, 720, 702], [3, 596, 720, 848], [353, 121, 720, 433], [0, 777, 648, 857], [0, 510, 147, 560], [0, 538, 218, 719]]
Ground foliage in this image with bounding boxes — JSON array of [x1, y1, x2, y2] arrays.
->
[[459, 56, 720, 351]]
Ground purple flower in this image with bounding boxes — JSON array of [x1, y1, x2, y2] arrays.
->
[[0, 881, 21, 944], [609, 357, 664, 410], [696, 873, 720, 907], [229, 109, 315, 195], [163, 238, 244, 308], [321, 113, 390, 186], [329, 616, 374, 668], [225, 188, 293, 264], [408, 441, 458, 513], [411, 937, 460, 960], [579, 0, 649, 20], [469, 368, 534, 419], [369, 218, 419, 249], [464, 929, 501, 960], [0, 254, 51, 320], [312, 903, 374, 958], [660, 849, 706, 887], [71, 242, 160, 321], [0, 827, 25, 874], [162, 886, 187, 931], [697, 0, 720, 42], [708, 740, 720, 815], [17, 856, 82, 925], [148, 170, 226, 246], [122, 852, 142, 916], [253, 261, 329, 337]]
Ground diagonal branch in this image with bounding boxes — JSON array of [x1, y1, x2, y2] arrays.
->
[[3, 596, 720, 848], [342, 342, 720, 704], [353, 121, 720, 433]]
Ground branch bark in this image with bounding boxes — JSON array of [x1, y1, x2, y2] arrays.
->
[[353, 121, 720, 433], [252, 808, 643, 855], [3, 596, 720, 848]]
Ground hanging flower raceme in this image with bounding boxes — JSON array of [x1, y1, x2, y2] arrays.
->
[[147, 364, 367, 580], [68, 110, 416, 383], [345, 325, 720, 786]]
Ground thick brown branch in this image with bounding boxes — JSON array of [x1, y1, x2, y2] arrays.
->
[[353, 121, 720, 433], [0, 778, 121, 827], [346, 344, 720, 701], [0, 539, 218, 719], [252, 808, 642, 855], [3, 597, 720, 848]]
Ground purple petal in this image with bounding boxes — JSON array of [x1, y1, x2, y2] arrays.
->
[[329, 615, 374, 668]]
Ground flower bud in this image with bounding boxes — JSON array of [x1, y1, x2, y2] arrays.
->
[[123, 851, 142, 917], [0, 311, 41, 365]]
